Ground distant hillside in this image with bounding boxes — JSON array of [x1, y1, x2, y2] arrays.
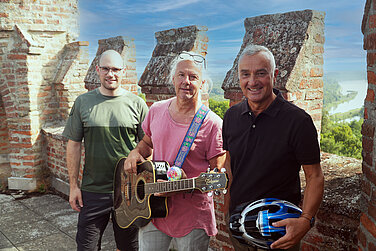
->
[[323, 77, 357, 109], [209, 80, 226, 100], [325, 71, 367, 82]]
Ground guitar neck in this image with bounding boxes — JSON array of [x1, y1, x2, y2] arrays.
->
[[145, 178, 196, 194]]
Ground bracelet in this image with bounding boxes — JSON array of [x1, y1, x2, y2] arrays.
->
[[300, 213, 315, 228], [300, 215, 311, 222]]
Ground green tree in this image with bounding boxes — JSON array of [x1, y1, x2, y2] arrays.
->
[[320, 109, 362, 159], [209, 98, 229, 119]]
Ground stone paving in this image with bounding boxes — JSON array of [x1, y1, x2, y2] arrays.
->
[[0, 193, 116, 251]]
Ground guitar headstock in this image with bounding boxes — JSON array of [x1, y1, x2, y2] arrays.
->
[[195, 170, 228, 194]]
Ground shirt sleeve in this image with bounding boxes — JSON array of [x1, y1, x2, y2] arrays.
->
[[62, 98, 83, 142], [141, 103, 154, 138], [222, 109, 229, 151], [136, 98, 149, 142], [292, 114, 321, 165]]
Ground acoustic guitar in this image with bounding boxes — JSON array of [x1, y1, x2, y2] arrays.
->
[[113, 159, 228, 228]]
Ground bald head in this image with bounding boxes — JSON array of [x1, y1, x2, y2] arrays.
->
[[98, 50, 123, 67]]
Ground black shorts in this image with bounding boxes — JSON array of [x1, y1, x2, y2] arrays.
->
[[76, 191, 138, 251]]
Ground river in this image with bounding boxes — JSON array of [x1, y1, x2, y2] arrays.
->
[[329, 79, 368, 115]]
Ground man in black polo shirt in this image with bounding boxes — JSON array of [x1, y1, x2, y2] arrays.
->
[[223, 44, 324, 250]]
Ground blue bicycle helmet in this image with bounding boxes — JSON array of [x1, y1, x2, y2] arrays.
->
[[229, 198, 302, 249]]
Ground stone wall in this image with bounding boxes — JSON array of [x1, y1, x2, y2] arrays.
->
[[138, 25, 209, 107], [222, 9, 325, 133], [359, 0, 376, 249]]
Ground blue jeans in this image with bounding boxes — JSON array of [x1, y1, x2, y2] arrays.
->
[[139, 222, 210, 251]]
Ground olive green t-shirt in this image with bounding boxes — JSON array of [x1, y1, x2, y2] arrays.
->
[[63, 89, 148, 193]]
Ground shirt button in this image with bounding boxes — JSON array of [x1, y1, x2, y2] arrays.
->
[[252, 124, 256, 128]]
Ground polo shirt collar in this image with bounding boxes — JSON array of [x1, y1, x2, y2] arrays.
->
[[240, 88, 284, 117]]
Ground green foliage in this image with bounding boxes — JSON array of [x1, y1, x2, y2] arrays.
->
[[139, 93, 146, 101], [320, 109, 362, 159], [38, 183, 46, 193], [209, 98, 229, 119], [330, 107, 363, 122]]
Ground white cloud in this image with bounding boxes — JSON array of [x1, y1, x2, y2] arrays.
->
[[106, 0, 202, 14], [218, 38, 243, 43], [209, 18, 244, 31]]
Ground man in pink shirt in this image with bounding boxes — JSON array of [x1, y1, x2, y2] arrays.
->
[[124, 51, 226, 250]]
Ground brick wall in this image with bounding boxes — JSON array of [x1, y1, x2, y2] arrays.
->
[[359, 0, 376, 250], [0, 0, 83, 190], [138, 25, 209, 107], [42, 127, 84, 187]]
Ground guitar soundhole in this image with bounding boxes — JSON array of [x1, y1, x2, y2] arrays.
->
[[136, 179, 145, 202]]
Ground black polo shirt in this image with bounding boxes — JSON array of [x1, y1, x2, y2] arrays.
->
[[223, 89, 320, 213]]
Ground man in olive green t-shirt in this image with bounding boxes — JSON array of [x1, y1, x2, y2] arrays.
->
[[63, 50, 148, 251]]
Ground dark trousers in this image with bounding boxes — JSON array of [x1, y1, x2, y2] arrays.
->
[[76, 191, 138, 251]]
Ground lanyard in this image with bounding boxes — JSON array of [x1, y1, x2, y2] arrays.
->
[[173, 104, 210, 168]]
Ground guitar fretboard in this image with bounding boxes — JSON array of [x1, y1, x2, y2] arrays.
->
[[145, 178, 195, 194]]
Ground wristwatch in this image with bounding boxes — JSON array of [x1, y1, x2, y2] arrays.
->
[[301, 214, 315, 228], [309, 216, 315, 228]]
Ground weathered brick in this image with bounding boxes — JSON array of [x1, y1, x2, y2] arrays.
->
[[368, 53, 376, 67], [366, 89, 375, 102], [7, 54, 27, 60], [362, 137, 374, 153], [365, 33, 376, 50], [369, 71, 376, 85], [363, 165, 376, 188], [310, 67, 323, 77], [312, 46, 324, 54], [358, 227, 368, 248], [362, 122, 375, 138], [369, 14, 376, 29]]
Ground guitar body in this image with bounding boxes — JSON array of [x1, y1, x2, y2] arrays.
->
[[113, 159, 169, 228]]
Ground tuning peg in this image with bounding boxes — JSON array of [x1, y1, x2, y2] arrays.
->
[[207, 168, 211, 173], [208, 191, 213, 197], [214, 190, 221, 196], [222, 189, 227, 194], [221, 168, 226, 173], [212, 167, 218, 173]]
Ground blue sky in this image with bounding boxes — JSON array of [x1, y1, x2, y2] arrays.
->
[[78, 0, 367, 82]]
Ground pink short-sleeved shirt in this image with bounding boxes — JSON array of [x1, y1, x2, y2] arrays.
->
[[141, 98, 225, 237]]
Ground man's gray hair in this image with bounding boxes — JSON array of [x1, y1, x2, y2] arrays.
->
[[169, 51, 212, 93], [239, 45, 276, 73]]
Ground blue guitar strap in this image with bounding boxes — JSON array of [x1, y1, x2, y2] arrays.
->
[[174, 104, 210, 168]]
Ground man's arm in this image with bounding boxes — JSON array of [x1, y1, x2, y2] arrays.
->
[[270, 163, 324, 249], [123, 135, 153, 174], [222, 151, 233, 214], [66, 139, 83, 212]]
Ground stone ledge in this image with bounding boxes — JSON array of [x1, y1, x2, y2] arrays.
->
[[8, 177, 36, 191], [41, 126, 66, 141], [301, 152, 362, 217]]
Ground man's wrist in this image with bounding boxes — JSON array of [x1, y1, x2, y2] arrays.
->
[[300, 213, 315, 228]]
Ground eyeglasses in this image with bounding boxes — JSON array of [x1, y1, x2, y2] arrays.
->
[[99, 66, 123, 74], [178, 52, 206, 69]]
